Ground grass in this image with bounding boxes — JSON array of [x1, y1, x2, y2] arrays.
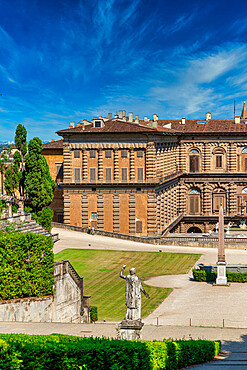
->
[[55, 249, 200, 321]]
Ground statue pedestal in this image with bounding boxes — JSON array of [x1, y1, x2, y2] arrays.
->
[[215, 262, 229, 286], [118, 319, 144, 340]]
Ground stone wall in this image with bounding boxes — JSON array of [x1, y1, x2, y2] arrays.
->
[[0, 260, 87, 323]]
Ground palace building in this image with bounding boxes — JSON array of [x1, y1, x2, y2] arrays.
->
[[42, 105, 247, 236]]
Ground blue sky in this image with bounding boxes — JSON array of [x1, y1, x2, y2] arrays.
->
[[1, 0, 247, 141]]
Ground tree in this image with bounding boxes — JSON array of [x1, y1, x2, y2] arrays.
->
[[24, 137, 56, 212], [14, 124, 27, 195]]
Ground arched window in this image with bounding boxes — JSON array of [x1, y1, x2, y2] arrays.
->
[[212, 148, 225, 170], [189, 149, 200, 172], [212, 188, 226, 213], [188, 189, 200, 214]]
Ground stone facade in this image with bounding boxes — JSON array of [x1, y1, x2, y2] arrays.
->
[[42, 111, 247, 236]]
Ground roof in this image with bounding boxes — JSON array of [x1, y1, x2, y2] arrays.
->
[[157, 119, 247, 134], [241, 103, 247, 119], [56, 120, 174, 136], [42, 139, 63, 149]]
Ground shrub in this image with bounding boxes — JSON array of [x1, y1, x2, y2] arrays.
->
[[193, 268, 247, 283], [0, 333, 221, 370], [90, 306, 98, 323], [0, 339, 22, 369], [34, 207, 53, 232], [0, 232, 54, 300]]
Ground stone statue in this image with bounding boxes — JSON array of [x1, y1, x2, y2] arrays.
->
[[120, 264, 150, 321], [226, 222, 232, 235], [215, 222, 219, 233]]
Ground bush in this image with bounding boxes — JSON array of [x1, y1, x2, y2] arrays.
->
[[0, 333, 221, 370], [90, 306, 98, 323], [35, 207, 53, 232], [0, 232, 54, 300], [0, 338, 22, 369], [193, 268, 247, 283]]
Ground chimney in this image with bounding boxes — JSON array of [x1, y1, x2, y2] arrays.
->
[[153, 114, 158, 121], [135, 115, 139, 124], [119, 110, 123, 119], [122, 110, 126, 117], [144, 116, 149, 122], [153, 121, 158, 128], [235, 115, 240, 124], [114, 114, 119, 119], [129, 112, 133, 122], [51, 139, 55, 142], [108, 113, 112, 120], [69, 121, 75, 128], [206, 112, 211, 120], [181, 117, 185, 125]]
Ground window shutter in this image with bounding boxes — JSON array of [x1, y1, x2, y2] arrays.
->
[[136, 221, 142, 233], [194, 195, 199, 214], [190, 196, 195, 214], [74, 168, 81, 182], [121, 168, 128, 182], [137, 167, 144, 182], [56, 163, 63, 177], [137, 149, 143, 157], [90, 150, 96, 158], [90, 168, 96, 182], [74, 150, 80, 158], [105, 149, 111, 158], [121, 149, 127, 158], [190, 156, 195, 172], [245, 158, 247, 171], [105, 168, 112, 182], [216, 155, 222, 168]]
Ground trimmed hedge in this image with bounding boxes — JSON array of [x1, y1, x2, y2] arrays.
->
[[0, 333, 221, 369], [193, 268, 247, 282], [0, 232, 54, 300]]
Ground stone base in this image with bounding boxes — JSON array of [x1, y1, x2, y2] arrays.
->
[[118, 319, 144, 340], [215, 262, 229, 286]]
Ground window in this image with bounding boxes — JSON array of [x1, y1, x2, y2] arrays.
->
[[105, 167, 112, 182], [57, 213, 64, 223], [105, 149, 112, 158], [121, 167, 128, 182], [56, 163, 63, 177], [90, 168, 96, 182], [90, 149, 96, 158], [74, 150, 80, 158], [95, 121, 101, 127], [74, 168, 81, 182], [137, 149, 143, 157], [213, 190, 226, 213], [136, 220, 142, 233], [91, 212, 97, 219], [189, 189, 200, 214], [216, 155, 222, 168], [245, 158, 247, 171], [121, 149, 127, 158], [137, 167, 144, 182], [189, 155, 199, 172]]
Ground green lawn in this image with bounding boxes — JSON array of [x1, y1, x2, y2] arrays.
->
[[55, 249, 200, 321]]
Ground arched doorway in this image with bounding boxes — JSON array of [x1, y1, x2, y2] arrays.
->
[[187, 226, 202, 233]]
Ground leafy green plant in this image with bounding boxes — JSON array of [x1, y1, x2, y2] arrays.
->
[[193, 268, 247, 283], [0, 334, 221, 370], [90, 306, 98, 323], [32, 207, 54, 232], [0, 232, 54, 300]]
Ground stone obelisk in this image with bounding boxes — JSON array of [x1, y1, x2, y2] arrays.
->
[[215, 204, 228, 285]]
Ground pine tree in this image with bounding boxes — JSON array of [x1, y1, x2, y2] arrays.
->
[[24, 137, 56, 212]]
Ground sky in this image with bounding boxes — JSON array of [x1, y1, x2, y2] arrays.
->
[[1, 0, 247, 141]]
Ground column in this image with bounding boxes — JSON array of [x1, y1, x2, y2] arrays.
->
[[63, 144, 72, 183], [146, 143, 156, 181], [82, 149, 88, 180], [147, 192, 156, 236], [97, 194, 104, 230], [113, 194, 119, 233], [98, 149, 103, 181], [228, 182, 237, 216], [63, 192, 70, 224], [81, 194, 88, 227], [114, 148, 119, 181], [204, 143, 211, 172], [129, 149, 135, 181], [156, 194, 161, 233], [129, 194, 136, 234]]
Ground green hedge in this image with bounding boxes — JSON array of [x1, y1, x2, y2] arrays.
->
[[193, 268, 247, 282], [0, 232, 54, 300], [0, 333, 221, 369]]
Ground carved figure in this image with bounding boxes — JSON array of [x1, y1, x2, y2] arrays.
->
[[120, 265, 149, 321]]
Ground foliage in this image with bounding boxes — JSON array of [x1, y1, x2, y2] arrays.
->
[[0, 339, 22, 369], [193, 268, 247, 283], [0, 232, 54, 300], [24, 137, 56, 212], [55, 249, 200, 321], [0, 200, 6, 213], [32, 207, 53, 232], [14, 124, 27, 195], [90, 306, 98, 323], [3, 150, 22, 196], [0, 334, 221, 370], [12, 202, 19, 213]]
